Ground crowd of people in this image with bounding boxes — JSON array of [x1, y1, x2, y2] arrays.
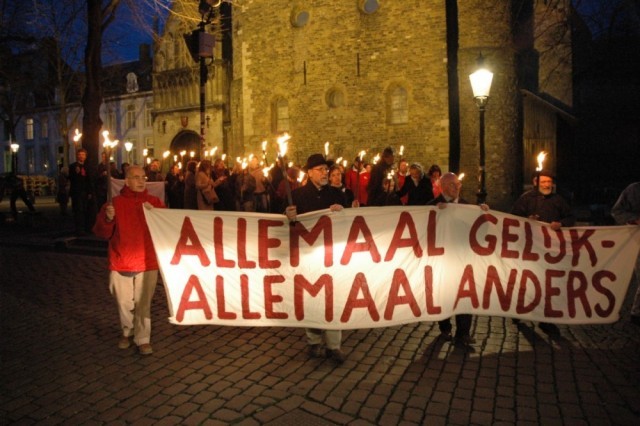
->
[[18, 145, 635, 361]]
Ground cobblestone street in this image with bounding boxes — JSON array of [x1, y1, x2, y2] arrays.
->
[[1, 198, 639, 424]]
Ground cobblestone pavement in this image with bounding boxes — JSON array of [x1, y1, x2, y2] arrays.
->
[[1, 198, 640, 425]]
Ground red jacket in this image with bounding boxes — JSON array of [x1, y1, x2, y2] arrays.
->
[[93, 185, 165, 272]]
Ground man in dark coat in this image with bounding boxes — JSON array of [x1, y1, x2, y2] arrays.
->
[[285, 153, 348, 364], [367, 146, 395, 206], [511, 169, 575, 334], [396, 162, 434, 205], [68, 148, 96, 236], [428, 172, 488, 349]]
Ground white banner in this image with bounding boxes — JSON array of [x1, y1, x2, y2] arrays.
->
[[144, 205, 640, 329]]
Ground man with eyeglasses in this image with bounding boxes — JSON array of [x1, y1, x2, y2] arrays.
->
[[285, 153, 348, 364], [93, 165, 166, 355]]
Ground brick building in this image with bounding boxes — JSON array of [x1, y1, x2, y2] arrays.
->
[[228, 0, 574, 209]]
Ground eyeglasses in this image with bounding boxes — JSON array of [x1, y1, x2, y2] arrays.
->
[[311, 167, 329, 173], [128, 175, 147, 181]]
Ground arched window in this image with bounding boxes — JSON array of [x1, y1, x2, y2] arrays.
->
[[272, 98, 290, 133], [126, 104, 137, 129], [389, 86, 408, 124]]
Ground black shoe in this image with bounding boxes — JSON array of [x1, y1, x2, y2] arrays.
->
[[454, 335, 476, 346], [308, 344, 324, 358], [326, 349, 345, 364], [539, 322, 559, 335], [630, 315, 640, 326], [439, 331, 452, 341]]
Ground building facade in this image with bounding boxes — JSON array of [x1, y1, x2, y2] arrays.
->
[[228, 0, 574, 209], [3, 0, 574, 210], [151, 1, 230, 165]]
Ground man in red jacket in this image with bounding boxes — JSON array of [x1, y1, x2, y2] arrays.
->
[[93, 165, 165, 355]]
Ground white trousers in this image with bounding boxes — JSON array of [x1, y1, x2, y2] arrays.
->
[[109, 270, 158, 346], [306, 328, 342, 350]]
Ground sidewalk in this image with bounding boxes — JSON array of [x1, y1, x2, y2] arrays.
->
[[0, 195, 107, 254], [1, 198, 639, 425]]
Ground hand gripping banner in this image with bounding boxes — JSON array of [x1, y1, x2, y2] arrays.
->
[[144, 205, 640, 329]]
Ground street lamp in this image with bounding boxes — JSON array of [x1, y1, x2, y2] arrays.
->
[[124, 141, 133, 164], [469, 53, 493, 205], [10, 142, 20, 173]]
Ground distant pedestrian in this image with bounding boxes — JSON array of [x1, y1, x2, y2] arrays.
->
[[428, 164, 442, 198], [68, 148, 96, 236], [396, 162, 435, 206], [165, 164, 184, 209], [56, 166, 70, 215], [610, 182, 640, 326], [183, 160, 198, 210], [0, 172, 36, 220], [93, 165, 166, 355], [367, 147, 395, 206], [195, 160, 220, 210]]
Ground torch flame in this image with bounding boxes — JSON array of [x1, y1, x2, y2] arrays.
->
[[261, 140, 267, 152], [101, 130, 118, 149], [359, 150, 366, 161], [399, 145, 404, 156], [458, 172, 465, 181], [298, 171, 306, 183], [73, 128, 82, 142], [277, 133, 291, 157], [324, 141, 330, 157], [163, 150, 170, 159], [536, 151, 547, 171]]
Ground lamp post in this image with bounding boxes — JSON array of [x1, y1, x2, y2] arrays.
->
[[124, 141, 133, 164], [10, 142, 20, 173], [469, 53, 493, 205]]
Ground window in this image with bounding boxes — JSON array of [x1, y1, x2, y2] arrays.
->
[[126, 72, 139, 93], [107, 111, 117, 132], [389, 86, 408, 124], [273, 98, 290, 133], [26, 118, 34, 140], [145, 136, 154, 148], [145, 103, 153, 127], [41, 118, 49, 138], [126, 104, 136, 129]]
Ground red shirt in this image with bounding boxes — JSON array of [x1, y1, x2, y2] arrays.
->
[[93, 185, 165, 272]]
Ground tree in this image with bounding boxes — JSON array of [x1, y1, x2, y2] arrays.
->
[[81, 0, 120, 170]]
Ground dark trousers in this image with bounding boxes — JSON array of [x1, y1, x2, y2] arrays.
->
[[10, 188, 35, 218], [72, 193, 96, 235], [438, 314, 472, 337]]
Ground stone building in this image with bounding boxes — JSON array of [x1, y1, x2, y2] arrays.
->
[[228, 0, 574, 209], [152, 0, 230, 164]]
